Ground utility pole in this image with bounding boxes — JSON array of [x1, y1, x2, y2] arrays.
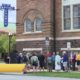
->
[[50, 0, 56, 53]]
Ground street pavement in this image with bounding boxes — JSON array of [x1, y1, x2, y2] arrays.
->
[[0, 73, 80, 80]]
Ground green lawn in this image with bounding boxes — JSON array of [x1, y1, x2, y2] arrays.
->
[[27, 72, 80, 78]]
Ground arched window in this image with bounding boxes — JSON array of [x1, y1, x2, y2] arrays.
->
[[24, 19, 32, 32], [34, 17, 42, 31]]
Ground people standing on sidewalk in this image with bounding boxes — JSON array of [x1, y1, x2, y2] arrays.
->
[[18, 52, 23, 63], [69, 51, 73, 70], [23, 52, 31, 74], [55, 52, 61, 71], [76, 52, 80, 71], [47, 53, 53, 72], [51, 52, 55, 70], [63, 51, 68, 72], [38, 53, 45, 71], [61, 52, 64, 71], [31, 53, 39, 72], [4, 53, 10, 63], [72, 52, 76, 71], [23, 53, 28, 64], [10, 50, 19, 63]]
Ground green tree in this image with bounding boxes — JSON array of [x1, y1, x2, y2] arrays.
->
[[0, 35, 7, 53], [0, 34, 16, 54]]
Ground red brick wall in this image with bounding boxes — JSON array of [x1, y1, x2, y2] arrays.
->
[[16, 0, 54, 52], [16, 0, 53, 39]]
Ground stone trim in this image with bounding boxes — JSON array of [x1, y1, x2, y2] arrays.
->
[[16, 37, 80, 41], [56, 37, 80, 40], [16, 37, 53, 41]]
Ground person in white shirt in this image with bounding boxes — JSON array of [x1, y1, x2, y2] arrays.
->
[[55, 52, 61, 71]]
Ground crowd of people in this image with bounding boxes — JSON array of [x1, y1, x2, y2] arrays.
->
[[3, 50, 80, 72], [46, 51, 80, 72]]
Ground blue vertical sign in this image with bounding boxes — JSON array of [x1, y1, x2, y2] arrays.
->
[[0, 4, 15, 27], [4, 9, 8, 27]]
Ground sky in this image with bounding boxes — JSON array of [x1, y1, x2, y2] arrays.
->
[[0, 0, 16, 32]]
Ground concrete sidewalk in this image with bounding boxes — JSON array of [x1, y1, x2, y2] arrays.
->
[[25, 69, 80, 73], [1, 69, 80, 74], [0, 75, 79, 80]]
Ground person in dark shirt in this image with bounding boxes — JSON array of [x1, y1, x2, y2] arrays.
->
[[51, 52, 55, 69], [4, 54, 10, 63], [10, 50, 19, 63], [63, 51, 68, 72], [38, 54, 45, 71], [72, 53, 76, 71]]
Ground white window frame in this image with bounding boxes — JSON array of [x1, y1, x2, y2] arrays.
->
[[24, 20, 27, 33], [23, 18, 42, 34], [62, 0, 80, 32], [24, 19, 32, 33], [34, 17, 42, 32]]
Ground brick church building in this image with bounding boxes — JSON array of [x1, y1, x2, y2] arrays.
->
[[16, 0, 80, 53]]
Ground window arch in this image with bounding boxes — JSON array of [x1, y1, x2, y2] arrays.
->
[[34, 17, 42, 31], [24, 19, 32, 32]]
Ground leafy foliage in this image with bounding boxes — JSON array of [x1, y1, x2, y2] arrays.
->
[[0, 34, 16, 54]]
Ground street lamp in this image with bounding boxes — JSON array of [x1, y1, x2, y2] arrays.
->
[[8, 32, 13, 63]]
